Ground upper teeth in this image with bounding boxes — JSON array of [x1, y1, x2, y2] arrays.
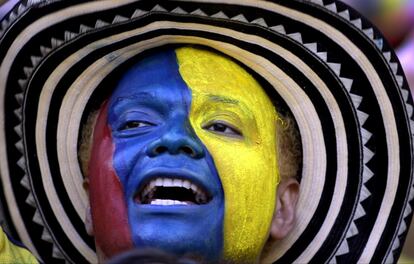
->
[[140, 177, 208, 205]]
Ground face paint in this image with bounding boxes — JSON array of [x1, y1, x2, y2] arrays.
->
[[176, 47, 279, 263], [88, 101, 133, 257], [104, 50, 224, 261]]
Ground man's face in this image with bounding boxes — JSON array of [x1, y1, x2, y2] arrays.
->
[[88, 47, 280, 263]]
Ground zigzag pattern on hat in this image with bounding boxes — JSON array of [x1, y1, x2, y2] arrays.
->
[[308, 2, 389, 262], [311, 51, 373, 263], [237, 2, 379, 262], [313, 1, 414, 262], [0, 2, 26, 37], [15, 58, 31, 202], [308, 0, 384, 50], [0, 0, 46, 38], [382, 51, 414, 264], [8, 2, 413, 263], [13, 43, 66, 262]]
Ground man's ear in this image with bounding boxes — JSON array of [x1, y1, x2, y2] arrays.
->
[[269, 178, 299, 240], [85, 205, 107, 262], [85, 206, 94, 236], [83, 179, 94, 236]]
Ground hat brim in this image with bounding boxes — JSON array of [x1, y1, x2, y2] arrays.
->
[[0, 0, 413, 263]]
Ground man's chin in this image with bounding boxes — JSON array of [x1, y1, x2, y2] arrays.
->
[[128, 200, 224, 262]]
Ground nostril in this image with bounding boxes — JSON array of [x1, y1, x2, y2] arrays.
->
[[154, 146, 168, 155], [180, 146, 195, 157]]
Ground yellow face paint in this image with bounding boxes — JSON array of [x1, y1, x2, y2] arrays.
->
[[176, 47, 280, 262]]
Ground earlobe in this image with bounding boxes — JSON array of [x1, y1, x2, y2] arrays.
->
[[85, 206, 108, 262], [269, 178, 299, 240], [85, 206, 94, 236], [84, 180, 94, 236]]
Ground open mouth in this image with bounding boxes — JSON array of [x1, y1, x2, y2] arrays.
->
[[135, 178, 211, 206]]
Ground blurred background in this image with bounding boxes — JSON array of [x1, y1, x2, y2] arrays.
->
[[0, 0, 414, 262]]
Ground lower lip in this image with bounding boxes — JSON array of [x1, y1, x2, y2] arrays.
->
[[135, 199, 212, 209], [135, 202, 212, 216]]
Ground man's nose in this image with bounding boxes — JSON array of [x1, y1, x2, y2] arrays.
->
[[146, 120, 205, 159]]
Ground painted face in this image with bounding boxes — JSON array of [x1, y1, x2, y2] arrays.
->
[[88, 47, 279, 263]]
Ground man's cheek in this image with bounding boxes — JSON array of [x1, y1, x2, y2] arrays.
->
[[112, 141, 138, 186], [111, 138, 148, 188], [193, 132, 276, 262], [88, 102, 133, 258]]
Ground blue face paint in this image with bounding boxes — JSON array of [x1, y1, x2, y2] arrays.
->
[[107, 50, 224, 261]]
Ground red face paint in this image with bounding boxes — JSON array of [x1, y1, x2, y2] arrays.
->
[[88, 101, 133, 258]]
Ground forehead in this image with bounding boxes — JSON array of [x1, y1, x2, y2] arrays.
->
[[110, 50, 181, 96], [110, 47, 274, 112], [176, 47, 275, 115]]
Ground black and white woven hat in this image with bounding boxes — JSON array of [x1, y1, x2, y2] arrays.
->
[[0, 0, 413, 263]]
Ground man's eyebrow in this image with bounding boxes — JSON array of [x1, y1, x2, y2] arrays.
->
[[207, 94, 239, 105], [113, 92, 155, 104], [205, 94, 256, 120]]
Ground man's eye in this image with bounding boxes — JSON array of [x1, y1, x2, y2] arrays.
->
[[203, 122, 242, 137], [120, 121, 153, 130]]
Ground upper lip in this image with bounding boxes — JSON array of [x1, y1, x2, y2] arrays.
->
[[134, 168, 213, 205]]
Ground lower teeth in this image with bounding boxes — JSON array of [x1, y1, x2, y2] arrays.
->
[[150, 199, 189, 205]]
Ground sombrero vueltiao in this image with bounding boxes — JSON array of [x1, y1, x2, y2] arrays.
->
[[0, 0, 413, 263]]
